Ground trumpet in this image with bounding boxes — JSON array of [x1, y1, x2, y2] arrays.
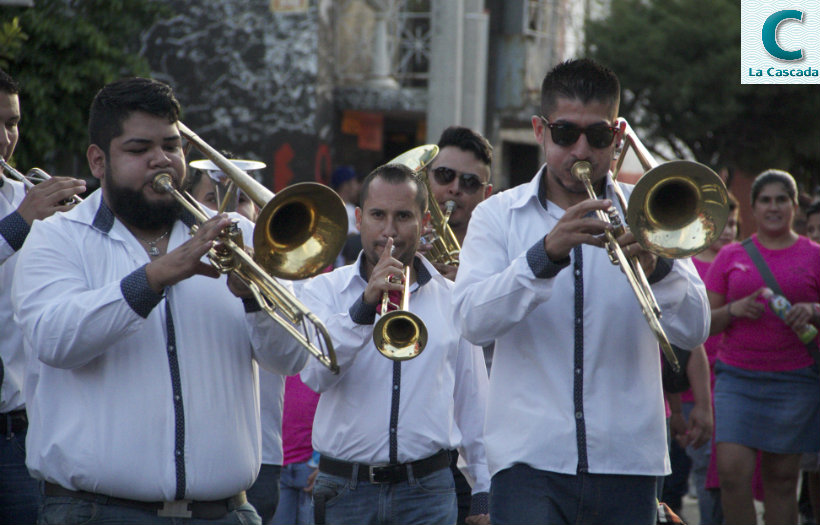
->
[[572, 119, 729, 372], [173, 121, 350, 373], [388, 144, 461, 266], [373, 246, 428, 361], [0, 157, 83, 205]]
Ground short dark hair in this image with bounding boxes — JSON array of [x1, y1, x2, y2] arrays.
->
[[88, 77, 181, 156], [0, 69, 19, 95], [750, 169, 798, 206], [360, 163, 428, 214], [540, 58, 620, 119], [436, 126, 493, 167]]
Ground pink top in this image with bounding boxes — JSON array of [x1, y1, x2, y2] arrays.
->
[[281, 375, 320, 466], [704, 235, 820, 372]]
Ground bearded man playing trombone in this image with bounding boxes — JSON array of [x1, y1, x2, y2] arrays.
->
[[299, 163, 490, 525], [453, 58, 711, 525], [12, 77, 309, 525]]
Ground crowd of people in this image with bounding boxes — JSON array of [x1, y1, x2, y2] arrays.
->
[[0, 56, 819, 525]]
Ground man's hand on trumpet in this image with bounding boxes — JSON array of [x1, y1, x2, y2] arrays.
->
[[363, 237, 405, 305], [543, 198, 611, 261], [145, 213, 232, 293], [16, 176, 86, 225]]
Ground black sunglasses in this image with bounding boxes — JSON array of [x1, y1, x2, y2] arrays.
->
[[541, 117, 618, 149], [430, 166, 487, 194]]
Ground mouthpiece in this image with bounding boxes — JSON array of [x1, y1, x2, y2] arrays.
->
[[571, 161, 593, 181]]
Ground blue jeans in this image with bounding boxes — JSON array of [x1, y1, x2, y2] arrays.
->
[[272, 461, 313, 525], [490, 463, 658, 525], [0, 426, 40, 525], [38, 497, 262, 525], [246, 464, 282, 524], [312, 466, 457, 525]]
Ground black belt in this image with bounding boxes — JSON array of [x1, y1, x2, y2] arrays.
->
[[319, 449, 451, 484], [0, 409, 27, 436], [44, 482, 246, 520]]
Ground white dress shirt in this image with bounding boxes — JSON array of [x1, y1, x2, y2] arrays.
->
[[453, 167, 710, 478], [299, 254, 490, 494], [12, 189, 308, 501], [0, 178, 28, 412]]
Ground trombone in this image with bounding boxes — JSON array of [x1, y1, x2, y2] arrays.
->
[[0, 157, 83, 205], [572, 119, 729, 372], [373, 246, 428, 361], [172, 122, 348, 373], [389, 144, 461, 266]]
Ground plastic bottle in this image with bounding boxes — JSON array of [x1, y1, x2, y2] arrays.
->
[[761, 288, 819, 344]]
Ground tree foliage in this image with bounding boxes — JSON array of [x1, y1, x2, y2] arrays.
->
[[585, 0, 820, 191], [0, 0, 171, 174]]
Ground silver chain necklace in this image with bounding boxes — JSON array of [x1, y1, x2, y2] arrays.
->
[[137, 230, 171, 256]]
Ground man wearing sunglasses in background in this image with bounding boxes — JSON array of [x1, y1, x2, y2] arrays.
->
[[425, 126, 493, 279], [453, 58, 710, 524]]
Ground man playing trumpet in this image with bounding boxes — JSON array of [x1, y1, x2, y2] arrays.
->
[[299, 163, 490, 525]]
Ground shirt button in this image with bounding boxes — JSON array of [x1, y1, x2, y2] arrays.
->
[[175, 449, 182, 457], [390, 427, 396, 433], [575, 411, 583, 419], [574, 269, 581, 276], [575, 317, 582, 325], [168, 345, 175, 353], [393, 385, 398, 390], [575, 368, 581, 375], [174, 395, 181, 403]]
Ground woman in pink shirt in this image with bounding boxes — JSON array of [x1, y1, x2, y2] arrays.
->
[[705, 169, 820, 525]]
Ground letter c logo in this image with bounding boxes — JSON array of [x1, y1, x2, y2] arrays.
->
[[762, 10, 804, 61]]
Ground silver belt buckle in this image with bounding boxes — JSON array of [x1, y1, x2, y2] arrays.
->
[[368, 465, 388, 484], [157, 500, 193, 518]]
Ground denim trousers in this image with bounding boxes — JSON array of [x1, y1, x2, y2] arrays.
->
[[0, 426, 41, 525], [272, 461, 314, 525], [490, 463, 658, 525], [312, 466, 457, 525], [38, 498, 262, 525], [246, 464, 282, 524]]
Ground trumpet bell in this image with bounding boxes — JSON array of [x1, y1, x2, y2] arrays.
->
[[373, 310, 428, 361], [627, 160, 730, 259], [253, 182, 348, 280]]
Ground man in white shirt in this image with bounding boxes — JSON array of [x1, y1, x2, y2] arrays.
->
[[453, 58, 711, 525], [299, 163, 490, 525], [0, 68, 85, 525], [12, 77, 307, 525]]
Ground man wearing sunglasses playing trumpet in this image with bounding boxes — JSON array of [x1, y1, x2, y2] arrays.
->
[[453, 58, 710, 525]]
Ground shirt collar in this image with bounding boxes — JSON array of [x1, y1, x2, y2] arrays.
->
[[515, 164, 619, 211]]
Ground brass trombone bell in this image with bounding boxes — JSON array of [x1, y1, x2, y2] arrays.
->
[[254, 182, 349, 280], [387, 144, 439, 172], [178, 122, 347, 280], [626, 160, 729, 259]]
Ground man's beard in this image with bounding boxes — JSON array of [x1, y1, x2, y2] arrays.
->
[[105, 166, 181, 230]]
